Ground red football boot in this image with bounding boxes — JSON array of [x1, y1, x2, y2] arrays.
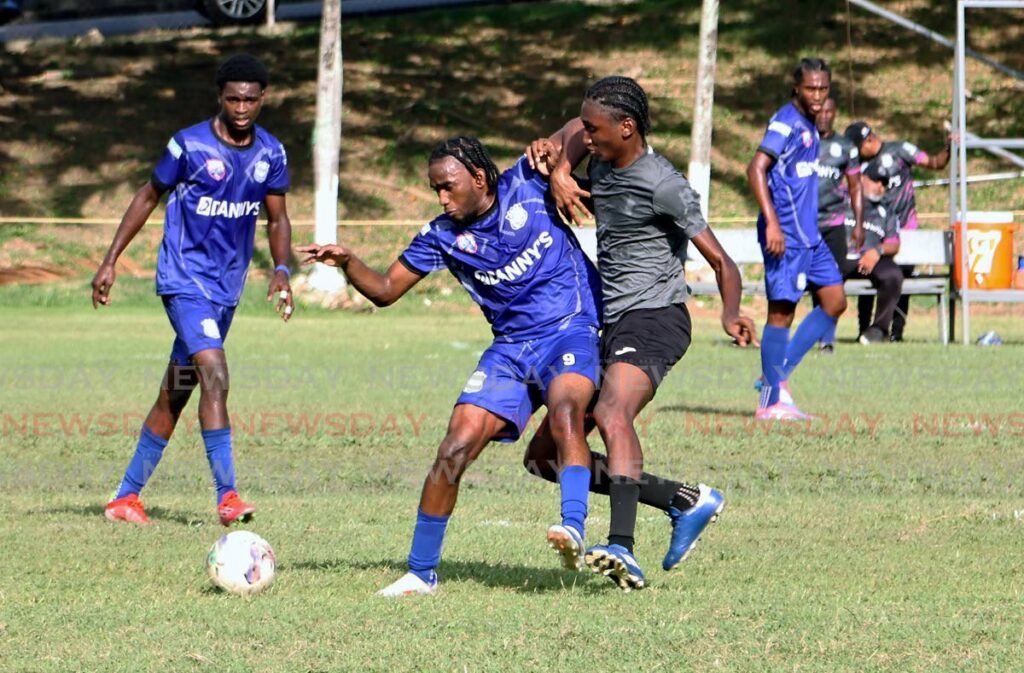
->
[[218, 490, 256, 526], [104, 493, 151, 524]]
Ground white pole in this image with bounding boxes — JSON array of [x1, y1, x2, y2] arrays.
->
[[309, 0, 346, 292], [688, 0, 719, 221], [956, 0, 971, 343], [266, 0, 275, 29]]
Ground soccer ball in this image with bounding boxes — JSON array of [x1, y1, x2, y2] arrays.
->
[[206, 531, 277, 596]]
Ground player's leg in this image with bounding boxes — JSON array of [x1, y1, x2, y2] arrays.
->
[[775, 244, 846, 415], [540, 372, 595, 569], [759, 246, 800, 414], [584, 361, 653, 589], [890, 265, 914, 342], [861, 256, 903, 342], [166, 296, 252, 525], [105, 360, 196, 524], [379, 404, 506, 597], [816, 225, 849, 350]]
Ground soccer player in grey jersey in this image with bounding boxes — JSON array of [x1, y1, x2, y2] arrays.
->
[[524, 76, 757, 590], [847, 161, 904, 343], [813, 97, 863, 351], [845, 121, 952, 341]]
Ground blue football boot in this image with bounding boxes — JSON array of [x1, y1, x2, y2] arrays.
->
[[585, 543, 645, 591], [662, 483, 725, 571]]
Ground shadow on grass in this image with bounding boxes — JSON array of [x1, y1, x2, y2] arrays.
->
[[656, 404, 750, 419], [283, 557, 610, 594], [42, 502, 205, 526]]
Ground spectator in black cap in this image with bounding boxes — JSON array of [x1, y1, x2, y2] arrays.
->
[[845, 121, 953, 341], [847, 159, 904, 344]]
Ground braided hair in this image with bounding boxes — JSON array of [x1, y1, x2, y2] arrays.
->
[[584, 76, 651, 138], [428, 136, 500, 190], [793, 57, 831, 84]]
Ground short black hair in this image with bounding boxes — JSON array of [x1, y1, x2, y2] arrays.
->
[[429, 136, 500, 190], [584, 75, 651, 138], [216, 54, 269, 90], [793, 57, 831, 84]]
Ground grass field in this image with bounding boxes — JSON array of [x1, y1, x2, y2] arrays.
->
[[2, 282, 1023, 672]]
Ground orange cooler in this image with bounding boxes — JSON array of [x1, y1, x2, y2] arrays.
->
[[952, 212, 1016, 289]]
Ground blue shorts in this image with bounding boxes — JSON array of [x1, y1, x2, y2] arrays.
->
[[162, 295, 236, 365], [456, 321, 600, 442], [762, 240, 843, 303]]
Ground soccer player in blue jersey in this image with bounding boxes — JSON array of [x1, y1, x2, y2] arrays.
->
[[93, 55, 293, 526], [299, 136, 603, 597], [747, 58, 847, 421], [525, 76, 757, 591]]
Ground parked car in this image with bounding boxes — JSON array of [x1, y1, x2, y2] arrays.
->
[[5, 0, 290, 25]]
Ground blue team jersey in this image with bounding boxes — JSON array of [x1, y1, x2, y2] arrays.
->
[[399, 156, 601, 341], [756, 102, 821, 249], [151, 119, 289, 306]]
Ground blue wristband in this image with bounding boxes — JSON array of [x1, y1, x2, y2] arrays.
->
[[274, 264, 291, 278]]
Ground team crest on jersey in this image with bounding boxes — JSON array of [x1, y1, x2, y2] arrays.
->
[[829, 142, 842, 158], [881, 154, 894, 169], [505, 203, 528, 231], [801, 130, 813, 148], [206, 159, 227, 181], [456, 232, 478, 254], [253, 161, 270, 183]]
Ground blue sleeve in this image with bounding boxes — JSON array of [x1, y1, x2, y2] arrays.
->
[[507, 155, 547, 190], [757, 117, 793, 160], [151, 134, 187, 193], [266, 141, 290, 194], [398, 222, 446, 276]]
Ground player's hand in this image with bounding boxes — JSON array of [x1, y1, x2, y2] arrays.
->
[[858, 247, 880, 275], [850, 223, 865, 250], [550, 167, 592, 227], [722, 312, 759, 348], [297, 243, 351, 269], [764, 221, 785, 258], [267, 269, 294, 322], [525, 138, 558, 177], [91, 262, 116, 309]]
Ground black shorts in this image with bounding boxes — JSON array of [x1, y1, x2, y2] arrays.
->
[[600, 303, 692, 391]]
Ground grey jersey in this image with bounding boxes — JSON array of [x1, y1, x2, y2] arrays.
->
[[816, 133, 859, 228], [588, 147, 708, 324]]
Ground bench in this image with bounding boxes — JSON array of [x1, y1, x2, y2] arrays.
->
[[571, 227, 954, 344]]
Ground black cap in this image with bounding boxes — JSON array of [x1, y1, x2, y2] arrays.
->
[[844, 121, 872, 150], [863, 158, 890, 183]]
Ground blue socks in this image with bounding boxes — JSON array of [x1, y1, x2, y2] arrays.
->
[[559, 465, 590, 536], [408, 509, 450, 583], [115, 425, 168, 499], [202, 427, 235, 502], [760, 325, 790, 407], [820, 320, 837, 347], [784, 307, 837, 376]]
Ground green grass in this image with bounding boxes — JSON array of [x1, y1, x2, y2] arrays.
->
[[2, 287, 1024, 672]]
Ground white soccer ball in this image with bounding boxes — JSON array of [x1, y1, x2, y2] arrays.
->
[[206, 531, 277, 596]]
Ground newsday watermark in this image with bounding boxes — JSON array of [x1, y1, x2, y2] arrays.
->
[[3, 410, 1024, 439]]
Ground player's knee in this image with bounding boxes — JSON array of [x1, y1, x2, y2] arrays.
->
[[435, 430, 480, 475], [593, 401, 630, 438], [546, 400, 586, 441], [823, 293, 847, 317]]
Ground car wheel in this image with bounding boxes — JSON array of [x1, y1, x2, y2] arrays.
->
[[201, 0, 267, 25]]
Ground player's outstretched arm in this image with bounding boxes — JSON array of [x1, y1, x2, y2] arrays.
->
[[526, 118, 592, 226], [91, 181, 161, 308], [917, 134, 955, 170], [264, 193, 294, 322], [746, 151, 784, 258], [297, 244, 422, 307], [691, 228, 759, 347]]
